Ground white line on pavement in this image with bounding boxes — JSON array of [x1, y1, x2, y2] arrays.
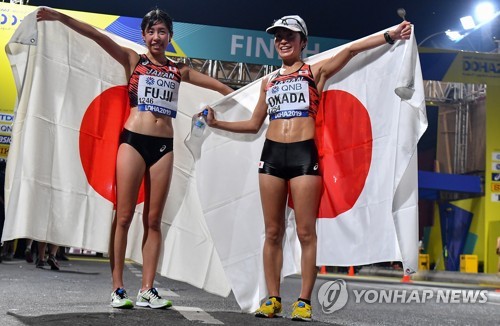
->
[[158, 288, 180, 297], [173, 306, 224, 325], [126, 264, 180, 297]]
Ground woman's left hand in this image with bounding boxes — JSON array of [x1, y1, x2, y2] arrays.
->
[[193, 106, 216, 127], [204, 106, 216, 127], [393, 21, 412, 40]]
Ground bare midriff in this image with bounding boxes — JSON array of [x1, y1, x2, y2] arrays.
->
[[123, 107, 174, 138], [265, 116, 315, 143]]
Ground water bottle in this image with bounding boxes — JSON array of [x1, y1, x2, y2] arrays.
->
[[192, 109, 208, 137]]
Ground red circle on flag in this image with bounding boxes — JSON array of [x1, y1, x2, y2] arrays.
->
[[79, 86, 144, 206], [316, 89, 372, 218]]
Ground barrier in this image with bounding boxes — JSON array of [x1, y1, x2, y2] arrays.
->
[[460, 254, 478, 273], [418, 254, 430, 271]]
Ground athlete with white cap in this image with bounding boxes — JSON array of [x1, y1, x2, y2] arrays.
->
[[205, 14, 411, 321]]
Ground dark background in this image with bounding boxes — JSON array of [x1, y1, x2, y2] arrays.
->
[[29, 0, 499, 51]]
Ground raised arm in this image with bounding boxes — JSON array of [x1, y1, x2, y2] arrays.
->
[[178, 64, 234, 96], [205, 78, 269, 134], [36, 7, 137, 73], [314, 21, 412, 91]]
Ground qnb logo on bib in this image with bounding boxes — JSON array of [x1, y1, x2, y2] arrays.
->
[[317, 279, 349, 313]]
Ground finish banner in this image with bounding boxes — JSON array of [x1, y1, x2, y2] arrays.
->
[[0, 2, 347, 112]]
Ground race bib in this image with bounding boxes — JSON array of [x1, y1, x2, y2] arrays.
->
[[266, 80, 309, 120], [137, 75, 179, 117]]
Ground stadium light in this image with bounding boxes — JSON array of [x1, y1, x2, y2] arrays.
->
[[460, 16, 476, 30], [475, 2, 496, 23], [445, 30, 465, 42], [460, 2, 497, 31], [418, 30, 465, 46], [420, 2, 499, 51]]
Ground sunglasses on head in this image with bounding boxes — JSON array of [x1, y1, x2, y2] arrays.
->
[[273, 17, 306, 36]]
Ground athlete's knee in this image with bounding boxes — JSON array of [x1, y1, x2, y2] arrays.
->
[[144, 213, 162, 232], [296, 227, 316, 245], [265, 226, 285, 245], [115, 214, 134, 229], [147, 221, 162, 232]]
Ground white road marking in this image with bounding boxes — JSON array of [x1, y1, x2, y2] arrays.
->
[[158, 288, 180, 297], [173, 306, 224, 324]]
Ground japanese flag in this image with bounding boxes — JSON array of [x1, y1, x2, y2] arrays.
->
[[193, 26, 426, 312], [3, 9, 230, 297]]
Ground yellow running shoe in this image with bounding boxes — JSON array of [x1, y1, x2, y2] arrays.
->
[[291, 300, 312, 321], [254, 297, 282, 318]]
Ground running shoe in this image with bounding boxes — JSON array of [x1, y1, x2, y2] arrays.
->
[[24, 249, 33, 263], [291, 300, 312, 322], [47, 255, 60, 270], [110, 288, 133, 309], [35, 259, 46, 269], [254, 297, 282, 318], [136, 288, 172, 309]]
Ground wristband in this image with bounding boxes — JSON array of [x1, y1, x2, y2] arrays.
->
[[384, 31, 395, 45]]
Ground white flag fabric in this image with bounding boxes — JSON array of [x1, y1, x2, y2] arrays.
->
[[3, 10, 230, 297], [3, 9, 426, 314], [314, 29, 426, 273], [192, 27, 426, 312]]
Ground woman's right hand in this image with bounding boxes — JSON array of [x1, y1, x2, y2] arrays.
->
[[36, 7, 62, 22]]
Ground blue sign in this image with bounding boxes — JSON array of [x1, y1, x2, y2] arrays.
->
[[106, 17, 349, 66]]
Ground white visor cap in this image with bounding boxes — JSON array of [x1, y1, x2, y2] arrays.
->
[[266, 15, 308, 37]]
